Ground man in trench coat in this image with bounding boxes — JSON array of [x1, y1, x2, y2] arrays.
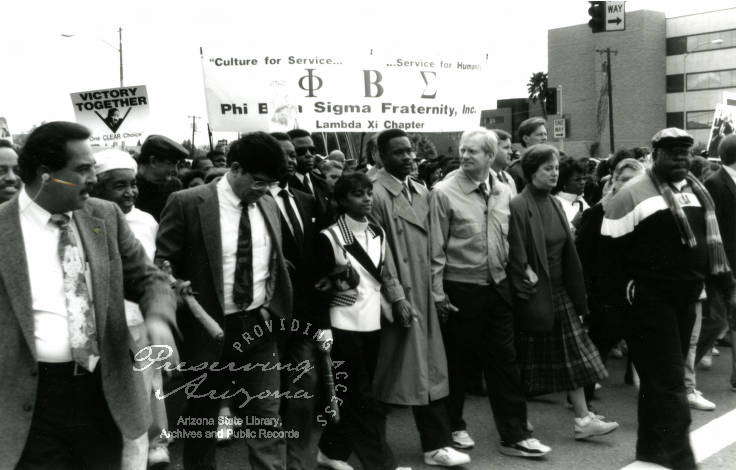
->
[[370, 129, 470, 467]]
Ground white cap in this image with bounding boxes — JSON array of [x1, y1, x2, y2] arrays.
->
[[94, 149, 138, 175]]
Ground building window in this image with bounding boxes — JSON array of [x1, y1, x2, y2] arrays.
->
[[686, 69, 736, 91], [667, 74, 684, 93], [686, 110, 714, 130], [667, 112, 684, 129], [667, 29, 736, 56]]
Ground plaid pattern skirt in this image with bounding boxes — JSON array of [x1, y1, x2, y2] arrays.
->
[[517, 287, 608, 394]]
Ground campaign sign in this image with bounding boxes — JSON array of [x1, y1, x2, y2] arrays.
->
[[201, 48, 487, 133], [70, 85, 149, 146], [707, 103, 736, 157]]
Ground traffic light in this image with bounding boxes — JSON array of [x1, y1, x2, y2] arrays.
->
[[588, 1, 606, 33]]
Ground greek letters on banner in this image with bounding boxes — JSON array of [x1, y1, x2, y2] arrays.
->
[[200, 48, 488, 132], [70, 85, 150, 146]]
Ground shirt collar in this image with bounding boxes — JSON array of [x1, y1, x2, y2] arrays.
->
[[19, 187, 73, 228], [671, 179, 688, 191], [217, 173, 243, 208], [556, 191, 581, 203], [295, 171, 309, 184], [724, 165, 736, 181], [269, 182, 292, 198]]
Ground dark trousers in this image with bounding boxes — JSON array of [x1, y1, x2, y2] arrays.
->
[[441, 280, 529, 444], [411, 398, 453, 452], [626, 280, 700, 470], [17, 363, 122, 470], [585, 302, 628, 402], [278, 332, 319, 470], [182, 312, 285, 470], [697, 283, 730, 364], [319, 329, 395, 470]]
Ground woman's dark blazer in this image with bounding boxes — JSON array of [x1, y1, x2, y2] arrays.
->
[[507, 185, 589, 332]]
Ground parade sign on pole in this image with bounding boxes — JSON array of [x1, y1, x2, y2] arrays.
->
[[0, 117, 11, 143], [200, 47, 487, 132], [707, 103, 736, 157], [70, 85, 149, 146]]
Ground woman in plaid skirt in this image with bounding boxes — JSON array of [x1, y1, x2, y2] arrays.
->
[[507, 144, 619, 440]]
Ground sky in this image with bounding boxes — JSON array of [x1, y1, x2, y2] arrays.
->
[[2, 0, 735, 144]]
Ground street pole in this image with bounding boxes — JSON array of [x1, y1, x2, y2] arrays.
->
[[188, 116, 200, 154], [118, 27, 123, 87], [596, 48, 617, 154]]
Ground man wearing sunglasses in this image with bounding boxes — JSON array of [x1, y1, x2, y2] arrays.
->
[[287, 128, 333, 226], [155, 132, 293, 470]]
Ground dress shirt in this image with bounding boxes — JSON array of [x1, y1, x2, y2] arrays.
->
[[429, 170, 511, 302], [217, 176, 271, 314], [295, 171, 313, 193], [269, 183, 304, 235], [723, 165, 736, 186], [124, 206, 158, 327], [554, 191, 589, 226], [19, 189, 94, 363]]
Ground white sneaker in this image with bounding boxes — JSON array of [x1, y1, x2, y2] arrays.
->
[[147, 443, 170, 468], [687, 390, 716, 411], [499, 438, 551, 458], [424, 447, 471, 466], [451, 430, 475, 449], [712, 347, 720, 356], [574, 412, 619, 439], [317, 450, 354, 470]]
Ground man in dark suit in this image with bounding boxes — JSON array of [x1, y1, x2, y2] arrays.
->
[[704, 134, 736, 391], [135, 135, 188, 221], [286, 129, 333, 226], [270, 132, 330, 469], [155, 132, 293, 470], [0, 121, 178, 470]]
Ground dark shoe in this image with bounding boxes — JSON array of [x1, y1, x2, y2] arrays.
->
[[499, 438, 551, 458]]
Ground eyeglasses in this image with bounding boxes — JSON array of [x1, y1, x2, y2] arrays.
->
[[295, 146, 318, 157]]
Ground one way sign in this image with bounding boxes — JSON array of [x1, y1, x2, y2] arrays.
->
[[605, 1, 625, 31]]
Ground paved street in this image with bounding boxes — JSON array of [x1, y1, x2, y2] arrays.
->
[[166, 345, 736, 469]]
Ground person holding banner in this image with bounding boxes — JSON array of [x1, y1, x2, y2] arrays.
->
[[155, 132, 292, 470], [135, 135, 188, 221]]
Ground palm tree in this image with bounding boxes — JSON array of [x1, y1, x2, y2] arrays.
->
[[527, 72, 549, 120]]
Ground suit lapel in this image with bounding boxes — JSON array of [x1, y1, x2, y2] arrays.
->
[[198, 184, 224, 311], [0, 198, 35, 358], [720, 168, 736, 201], [257, 196, 283, 303], [74, 207, 110, 340]]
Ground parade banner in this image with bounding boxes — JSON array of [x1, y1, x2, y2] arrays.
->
[[200, 47, 487, 132], [707, 103, 736, 157], [70, 85, 149, 146]]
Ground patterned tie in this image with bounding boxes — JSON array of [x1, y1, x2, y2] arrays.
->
[[50, 214, 99, 372], [279, 189, 304, 246], [478, 181, 489, 201], [232, 204, 253, 310]]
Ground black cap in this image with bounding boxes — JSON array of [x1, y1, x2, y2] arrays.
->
[[140, 135, 188, 162], [651, 128, 694, 150]]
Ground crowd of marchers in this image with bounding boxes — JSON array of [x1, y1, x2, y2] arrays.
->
[[0, 118, 735, 470]]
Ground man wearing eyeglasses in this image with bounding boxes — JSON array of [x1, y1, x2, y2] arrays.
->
[[155, 132, 293, 470], [287, 129, 333, 226]]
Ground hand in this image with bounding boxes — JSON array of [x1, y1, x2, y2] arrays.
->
[[315, 329, 333, 352], [435, 298, 459, 324], [146, 316, 180, 375], [314, 277, 332, 293], [393, 299, 419, 328]]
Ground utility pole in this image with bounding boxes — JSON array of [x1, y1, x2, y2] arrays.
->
[[207, 123, 214, 151], [596, 47, 617, 153], [188, 116, 201, 154], [118, 27, 123, 87]]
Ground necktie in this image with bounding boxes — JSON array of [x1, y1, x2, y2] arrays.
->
[[402, 181, 412, 204], [497, 171, 508, 184], [279, 189, 304, 246], [478, 182, 489, 201], [50, 214, 99, 372], [302, 174, 313, 194], [232, 205, 253, 310]]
